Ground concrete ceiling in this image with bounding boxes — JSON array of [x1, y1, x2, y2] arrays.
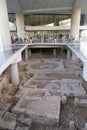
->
[[6, 0, 87, 14]]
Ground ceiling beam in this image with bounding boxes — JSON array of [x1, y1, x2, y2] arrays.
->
[[23, 7, 72, 13], [16, 0, 23, 12], [72, 0, 77, 7]]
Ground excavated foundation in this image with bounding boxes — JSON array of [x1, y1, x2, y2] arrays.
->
[[0, 49, 87, 130]]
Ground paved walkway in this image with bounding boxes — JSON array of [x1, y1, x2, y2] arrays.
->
[[70, 41, 87, 59]]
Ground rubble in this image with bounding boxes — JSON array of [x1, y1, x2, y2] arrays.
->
[[69, 120, 75, 130], [0, 110, 5, 117], [0, 117, 16, 130], [61, 95, 67, 104], [16, 126, 30, 130], [75, 97, 87, 107], [3, 111, 17, 121], [17, 115, 32, 127]]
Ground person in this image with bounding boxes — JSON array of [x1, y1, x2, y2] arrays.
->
[[54, 37, 57, 43], [58, 34, 63, 43], [12, 35, 23, 44], [30, 37, 32, 43]]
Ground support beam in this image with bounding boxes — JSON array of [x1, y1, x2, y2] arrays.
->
[[10, 53, 21, 86], [22, 50, 25, 60], [72, 52, 77, 60], [23, 7, 72, 13], [29, 49, 31, 58], [83, 62, 87, 82], [0, 0, 12, 51], [41, 37, 44, 43], [25, 48, 28, 59], [10, 63, 19, 86], [16, 13, 25, 41], [84, 14, 87, 26], [67, 49, 71, 59], [53, 49, 57, 57], [16, 0, 23, 11], [70, 8, 81, 41]]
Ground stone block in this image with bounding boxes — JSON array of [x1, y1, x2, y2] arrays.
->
[[61, 83, 86, 96], [61, 95, 67, 104], [4, 103, 12, 111], [75, 98, 87, 107], [15, 126, 21, 130], [0, 110, 5, 117], [3, 112, 17, 121], [17, 116, 32, 127], [69, 120, 75, 130], [0, 117, 16, 130], [62, 78, 82, 84], [6, 120, 17, 130], [12, 95, 61, 126], [22, 126, 30, 130], [15, 88, 29, 99], [0, 117, 6, 129]]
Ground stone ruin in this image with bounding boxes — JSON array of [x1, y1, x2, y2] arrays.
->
[[0, 57, 87, 130], [13, 88, 61, 127]]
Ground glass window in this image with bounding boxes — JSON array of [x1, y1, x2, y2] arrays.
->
[[24, 14, 72, 26]]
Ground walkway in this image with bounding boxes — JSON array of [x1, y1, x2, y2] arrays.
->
[[0, 43, 28, 75], [0, 41, 87, 82]]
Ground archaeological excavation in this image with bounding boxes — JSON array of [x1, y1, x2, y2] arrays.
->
[[1, 0, 87, 129], [0, 48, 87, 130]]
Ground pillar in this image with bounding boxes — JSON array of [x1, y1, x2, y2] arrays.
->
[[41, 37, 44, 43], [10, 53, 21, 86], [25, 48, 28, 59], [67, 49, 71, 59], [70, 8, 81, 41], [16, 13, 25, 41], [72, 52, 77, 60], [10, 63, 19, 86], [84, 15, 87, 26], [22, 50, 25, 60], [83, 62, 87, 82], [0, 0, 12, 51], [53, 49, 57, 57], [29, 49, 31, 58]]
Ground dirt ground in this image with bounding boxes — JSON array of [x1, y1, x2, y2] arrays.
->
[[0, 48, 87, 130]]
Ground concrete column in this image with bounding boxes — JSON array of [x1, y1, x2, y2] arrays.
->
[[0, 0, 12, 51], [22, 50, 25, 60], [67, 49, 71, 59], [83, 62, 87, 82], [84, 15, 87, 26], [41, 37, 44, 43], [70, 8, 81, 41], [25, 48, 28, 59], [10, 63, 19, 86], [10, 53, 21, 86], [53, 49, 57, 57], [72, 52, 77, 60], [16, 13, 25, 41], [29, 49, 31, 58]]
